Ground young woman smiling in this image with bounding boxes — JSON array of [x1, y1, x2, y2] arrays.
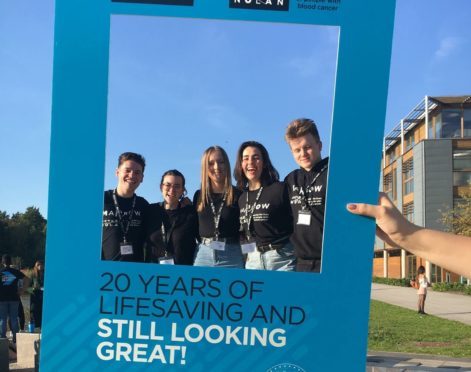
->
[[234, 141, 296, 271], [193, 146, 244, 268], [145, 170, 198, 265]]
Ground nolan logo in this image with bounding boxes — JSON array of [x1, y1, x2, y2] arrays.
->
[[229, 0, 289, 11], [112, 0, 193, 6]]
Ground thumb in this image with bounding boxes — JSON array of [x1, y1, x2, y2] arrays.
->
[[346, 202, 379, 219]]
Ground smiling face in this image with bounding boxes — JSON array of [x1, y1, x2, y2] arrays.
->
[[208, 149, 226, 187], [160, 175, 184, 209], [288, 133, 322, 171], [241, 146, 263, 189], [115, 160, 144, 197]]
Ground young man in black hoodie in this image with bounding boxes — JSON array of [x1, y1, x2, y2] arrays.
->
[[102, 152, 149, 262], [284, 118, 328, 273]]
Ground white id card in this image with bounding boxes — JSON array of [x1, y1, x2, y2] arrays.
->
[[241, 242, 257, 254], [297, 211, 311, 226], [159, 257, 175, 265], [120, 243, 133, 255], [210, 240, 226, 251]]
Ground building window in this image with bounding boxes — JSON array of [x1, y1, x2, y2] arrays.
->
[[407, 255, 417, 279], [453, 149, 471, 170], [383, 170, 396, 200], [464, 108, 471, 137], [441, 109, 462, 138], [388, 249, 401, 257], [386, 150, 396, 165], [405, 132, 415, 151], [453, 172, 471, 187], [435, 113, 442, 139], [403, 202, 414, 223], [431, 264, 442, 283], [403, 158, 414, 195], [453, 149, 471, 187], [373, 251, 383, 259]]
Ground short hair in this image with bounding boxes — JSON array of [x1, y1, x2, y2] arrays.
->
[[417, 265, 426, 275], [2, 254, 11, 266], [118, 152, 146, 172], [285, 118, 320, 143], [160, 169, 187, 197], [234, 141, 279, 190], [197, 146, 234, 212]]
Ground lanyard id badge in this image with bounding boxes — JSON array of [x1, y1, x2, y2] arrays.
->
[[120, 242, 133, 255], [210, 240, 226, 251], [240, 237, 256, 254], [159, 256, 175, 265], [241, 242, 256, 254], [297, 210, 312, 226]]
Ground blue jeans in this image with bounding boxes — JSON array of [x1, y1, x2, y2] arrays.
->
[[194, 242, 244, 268], [0, 301, 20, 342], [245, 242, 296, 271]]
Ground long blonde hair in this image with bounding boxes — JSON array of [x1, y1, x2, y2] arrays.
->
[[197, 146, 234, 212]]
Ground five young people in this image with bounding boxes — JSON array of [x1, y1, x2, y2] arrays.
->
[[101, 118, 327, 272]]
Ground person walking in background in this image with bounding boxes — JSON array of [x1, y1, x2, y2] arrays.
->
[[193, 146, 244, 268], [146, 170, 198, 265], [0, 254, 26, 345], [28, 260, 45, 328], [234, 141, 296, 271], [413, 265, 430, 315]]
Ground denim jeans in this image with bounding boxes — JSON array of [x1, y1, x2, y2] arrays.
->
[[194, 242, 244, 268], [0, 300, 20, 342], [245, 241, 296, 271]]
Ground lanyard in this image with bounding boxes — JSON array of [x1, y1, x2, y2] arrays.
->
[[209, 192, 227, 239], [159, 204, 179, 256], [112, 189, 136, 243], [244, 187, 263, 239], [298, 164, 327, 211]]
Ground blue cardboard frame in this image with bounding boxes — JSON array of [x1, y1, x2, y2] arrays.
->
[[43, 1, 396, 371]]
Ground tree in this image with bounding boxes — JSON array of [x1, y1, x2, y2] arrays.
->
[[0, 207, 47, 267], [441, 192, 471, 237]]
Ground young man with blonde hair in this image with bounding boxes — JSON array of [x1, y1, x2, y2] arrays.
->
[[284, 118, 328, 272]]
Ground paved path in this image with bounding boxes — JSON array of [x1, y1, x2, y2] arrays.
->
[[371, 283, 471, 325], [367, 351, 471, 371]]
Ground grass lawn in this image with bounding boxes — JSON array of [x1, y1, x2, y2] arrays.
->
[[369, 300, 471, 358]]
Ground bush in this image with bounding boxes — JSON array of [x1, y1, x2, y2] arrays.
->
[[432, 282, 471, 295], [373, 277, 471, 295], [372, 277, 412, 287]]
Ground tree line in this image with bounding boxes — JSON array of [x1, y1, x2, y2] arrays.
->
[[0, 207, 46, 268]]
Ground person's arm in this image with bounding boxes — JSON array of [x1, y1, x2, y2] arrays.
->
[[347, 192, 471, 279]]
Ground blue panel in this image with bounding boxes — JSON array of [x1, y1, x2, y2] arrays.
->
[[43, 1, 396, 371]]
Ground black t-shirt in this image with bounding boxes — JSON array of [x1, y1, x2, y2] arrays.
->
[[193, 187, 242, 239], [102, 189, 149, 262], [284, 157, 328, 260], [0, 267, 25, 302], [145, 203, 198, 265], [238, 181, 293, 246]]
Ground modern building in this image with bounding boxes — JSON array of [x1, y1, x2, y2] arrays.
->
[[374, 95, 471, 284]]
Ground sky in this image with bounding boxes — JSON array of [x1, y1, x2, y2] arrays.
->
[[1, 0, 470, 217]]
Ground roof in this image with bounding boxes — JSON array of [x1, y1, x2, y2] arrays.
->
[[384, 95, 471, 152]]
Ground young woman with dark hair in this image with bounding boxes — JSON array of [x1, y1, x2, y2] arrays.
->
[[145, 170, 198, 265], [193, 146, 244, 268], [234, 141, 296, 271]]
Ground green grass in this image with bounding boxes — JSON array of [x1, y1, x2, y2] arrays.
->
[[369, 300, 471, 358]]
